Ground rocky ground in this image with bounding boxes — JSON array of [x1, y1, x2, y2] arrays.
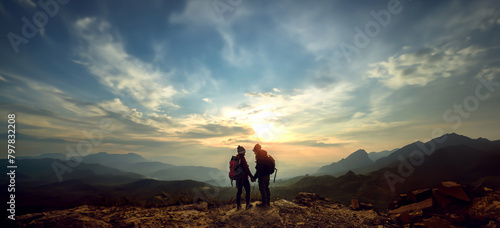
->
[[13, 193, 394, 227], [10, 189, 500, 227]]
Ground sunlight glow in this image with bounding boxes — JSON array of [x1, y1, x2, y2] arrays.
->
[[251, 123, 276, 141], [248, 109, 285, 142]]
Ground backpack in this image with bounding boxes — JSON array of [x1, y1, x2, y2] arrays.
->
[[264, 155, 276, 175], [229, 156, 243, 186], [262, 154, 278, 183]]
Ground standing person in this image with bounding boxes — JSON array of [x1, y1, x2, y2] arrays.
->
[[253, 144, 272, 207], [231, 146, 254, 210]]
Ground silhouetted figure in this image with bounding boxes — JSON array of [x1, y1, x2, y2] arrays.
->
[[231, 146, 254, 210], [253, 144, 272, 207]]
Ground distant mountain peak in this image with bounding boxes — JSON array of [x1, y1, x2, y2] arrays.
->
[[477, 137, 491, 142], [353, 149, 367, 154], [317, 149, 373, 175], [440, 133, 470, 140], [344, 149, 369, 160], [444, 132, 460, 137], [422, 133, 475, 146]]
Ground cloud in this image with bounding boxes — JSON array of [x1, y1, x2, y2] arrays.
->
[[474, 66, 500, 82], [244, 91, 280, 98], [0, 73, 251, 152], [202, 98, 213, 104], [341, 120, 409, 136], [207, 81, 359, 145], [182, 123, 254, 139], [218, 28, 253, 67], [99, 98, 143, 120], [181, 66, 219, 94], [367, 45, 488, 89], [0, 75, 7, 82], [428, 1, 500, 39], [72, 17, 178, 111], [280, 12, 342, 61], [352, 112, 366, 119], [307, 68, 340, 89], [169, 0, 221, 26], [0, 73, 178, 149], [0, 73, 107, 119], [287, 140, 350, 148], [0, 100, 102, 143], [169, 0, 253, 68]]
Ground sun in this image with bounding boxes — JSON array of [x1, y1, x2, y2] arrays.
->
[[251, 123, 276, 141], [247, 109, 283, 141]]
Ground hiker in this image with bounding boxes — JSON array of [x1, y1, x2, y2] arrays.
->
[[230, 146, 254, 210], [252, 143, 273, 207]]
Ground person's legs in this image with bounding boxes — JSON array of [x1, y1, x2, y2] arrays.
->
[[243, 178, 251, 208], [236, 179, 243, 209], [258, 177, 267, 206], [264, 176, 271, 206]]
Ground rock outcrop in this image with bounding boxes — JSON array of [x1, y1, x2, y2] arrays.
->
[[12, 187, 500, 227], [389, 181, 500, 227], [14, 192, 394, 228]]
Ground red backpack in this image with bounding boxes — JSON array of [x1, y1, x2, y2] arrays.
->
[[229, 156, 243, 186]]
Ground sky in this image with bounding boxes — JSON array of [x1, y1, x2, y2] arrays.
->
[[1, 0, 499, 178]]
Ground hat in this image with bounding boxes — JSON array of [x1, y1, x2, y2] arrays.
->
[[237, 145, 246, 155], [253, 143, 261, 152]]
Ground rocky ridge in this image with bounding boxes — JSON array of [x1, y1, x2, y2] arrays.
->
[[12, 187, 500, 227], [14, 192, 394, 228]]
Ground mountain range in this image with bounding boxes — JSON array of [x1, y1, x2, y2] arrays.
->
[[3, 158, 144, 185], [4, 132, 500, 220], [317, 133, 500, 176], [18, 151, 225, 182], [278, 140, 500, 209]]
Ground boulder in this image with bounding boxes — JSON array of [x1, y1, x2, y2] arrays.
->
[[408, 188, 433, 203], [350, 199, 360, 210], [433, 189, 455, 208], [395, 193, 413, 207], [360, 202, 374, 210], [389, 197, 433, 215], [437, 181, 470, 202]]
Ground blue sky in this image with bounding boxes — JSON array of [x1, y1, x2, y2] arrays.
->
[[1, 0, 499, 177]]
